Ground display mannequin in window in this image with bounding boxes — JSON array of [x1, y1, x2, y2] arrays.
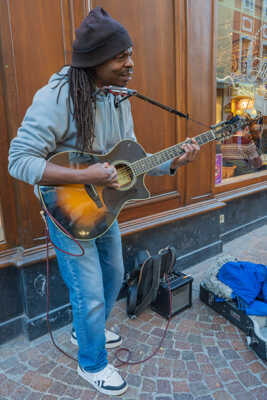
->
[[8, 7, 199, 396]]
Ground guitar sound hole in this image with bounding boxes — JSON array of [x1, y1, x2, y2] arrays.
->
[[115, 163, 135, 190]]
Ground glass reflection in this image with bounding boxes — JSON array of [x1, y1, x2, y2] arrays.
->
[[215, 0, 267, 183]]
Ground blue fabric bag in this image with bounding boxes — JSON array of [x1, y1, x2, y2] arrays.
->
[[218, 261, 267, 315]]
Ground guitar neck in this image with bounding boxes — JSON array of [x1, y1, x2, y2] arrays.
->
[[131, 129, 217, 176]]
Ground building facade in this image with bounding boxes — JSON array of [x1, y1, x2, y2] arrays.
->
[[0, 0, 266, 343]]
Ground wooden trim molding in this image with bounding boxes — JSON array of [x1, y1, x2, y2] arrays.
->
[[215, 181, 267, 203], [0, 243, 56, 269], [215, 171, 267, 195]]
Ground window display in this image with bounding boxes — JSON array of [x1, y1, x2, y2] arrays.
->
[[216, 0, 267, 183]]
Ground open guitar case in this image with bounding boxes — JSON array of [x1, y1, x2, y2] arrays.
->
[[200, 256, 267, 361]]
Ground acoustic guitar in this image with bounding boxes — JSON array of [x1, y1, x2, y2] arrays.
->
[[38, 116, 247, 240]]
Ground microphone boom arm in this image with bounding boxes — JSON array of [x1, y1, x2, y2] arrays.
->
[[103, 85, 189, 120]]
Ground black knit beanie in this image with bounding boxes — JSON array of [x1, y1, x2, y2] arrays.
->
[[71, 7, 133, 68]]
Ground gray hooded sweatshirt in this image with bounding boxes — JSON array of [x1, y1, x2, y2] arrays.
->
[[8, 67, 173, 188]]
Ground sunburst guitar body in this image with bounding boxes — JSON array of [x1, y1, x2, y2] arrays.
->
[[39, 140, 149, 240]]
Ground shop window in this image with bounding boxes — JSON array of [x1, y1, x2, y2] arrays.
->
[[263, 0, 267, 18], [215, 0, 267, 185], [242, 0, 255, 14], [0, 206, 5, 242]]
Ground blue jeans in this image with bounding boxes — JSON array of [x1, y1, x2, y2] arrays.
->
[[46, 218, 124, 372]]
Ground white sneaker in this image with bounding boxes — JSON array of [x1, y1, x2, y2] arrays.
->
[[78, 363, 128, 396], [71, 328, 122, 349]]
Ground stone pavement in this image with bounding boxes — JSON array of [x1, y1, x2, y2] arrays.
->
[[1, 224, 267, 400]]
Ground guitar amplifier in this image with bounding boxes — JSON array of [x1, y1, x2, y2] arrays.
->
[[151, 272, 193, 319]]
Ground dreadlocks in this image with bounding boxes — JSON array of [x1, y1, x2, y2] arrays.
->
[[68, 66, 96, 152]]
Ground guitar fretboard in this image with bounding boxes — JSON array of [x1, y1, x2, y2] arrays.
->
[[131, 130, 216, 176]]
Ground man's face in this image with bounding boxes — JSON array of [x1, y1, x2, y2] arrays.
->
[[94, 47, 134, 87]]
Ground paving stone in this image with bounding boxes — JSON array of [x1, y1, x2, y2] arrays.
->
[[230, 359, 248, 372], [217, 340, 232, 349], [142, 378, 156, 392], [218, 367, 236, 382], [10, 385, 31, 400], [37, 361, 57, 375], [158, 365, 172, 377], [0, 357, 19, 371], [48, 381, 68, 395], [253, 386, 267, 400], [239, 350, 258, 362], [196, 354, 209, 364], [174, 341, 191, 350], [142, 363, 158, 378], [165, 349, 180, 360], [188, 334, 202, 344], [50, 364, 69, 380], [188, 372, 202, 383], [155, 397, 173, 400], [157, 379, 172, 394], [222, 349, 241, 360], [204, 374, 223, 390], [173, 368, 188, 379], [139, 394, 154, 400], [126, 373, 142, 386], [188, 381, 209, 396], [172, 380, 190, 393], [200, 363, 216, 375], [226, 380, 247, 394], [248, 361, 266, 374], [41, 395, 58, 400], [234, 391, 256, 400], [173, 395, 194, 400], [210, 356, 228, 368], [0, 378, 19, 397], [206, 346, 221, 358], [27, 392, 44, 400], [191, 344, 203, 352], [22, 371, 53, 392], [80, 388, 97, 399], [6, 362, 28, 376], [181, 351, 195, 361], [260, 371, 267, 384], [237, 371, 261, 387], [213, 391, 234, 400]]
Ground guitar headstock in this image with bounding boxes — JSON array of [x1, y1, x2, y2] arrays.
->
[[213, 114, 262, 142]]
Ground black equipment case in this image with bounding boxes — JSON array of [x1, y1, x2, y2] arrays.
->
[[200, 283, 267, 361]]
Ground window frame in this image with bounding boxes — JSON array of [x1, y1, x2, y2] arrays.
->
[[242, 0, 255, 14]]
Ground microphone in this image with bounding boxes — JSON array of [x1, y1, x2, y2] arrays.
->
[[102, 86, 137, 96]]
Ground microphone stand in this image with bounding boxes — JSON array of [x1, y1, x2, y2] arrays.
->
[[102, 86, 189, 120]]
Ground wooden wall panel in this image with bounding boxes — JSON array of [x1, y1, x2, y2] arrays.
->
[[92, 0, 180, 198], [0, 0, 87, 248], [0, 68, 18, 249], [186, 0, 216, 204]]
